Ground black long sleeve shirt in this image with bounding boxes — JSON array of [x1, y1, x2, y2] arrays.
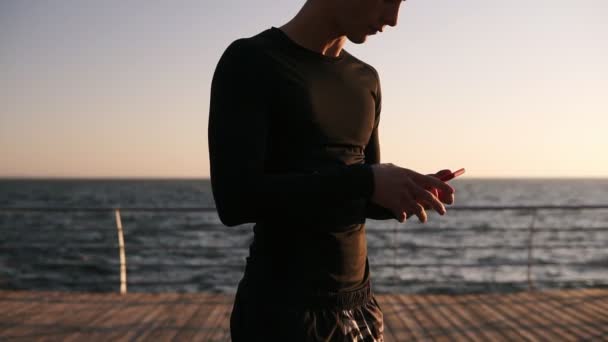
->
[[208, 27, 395, 294]]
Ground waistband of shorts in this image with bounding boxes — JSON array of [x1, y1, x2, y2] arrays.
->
[[241, 262, 373, 311], [302, 278, 373, 311]]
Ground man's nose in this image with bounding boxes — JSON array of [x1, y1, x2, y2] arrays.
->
[[384, 13, 398, 27], [384, 5, 400, 27]]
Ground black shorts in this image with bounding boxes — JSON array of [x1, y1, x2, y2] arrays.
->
[[230, 276, 384, 341]]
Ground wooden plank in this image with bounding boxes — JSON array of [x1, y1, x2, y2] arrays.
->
[[1, 299, 60, 340], [189, 303, 224, 341], [378, 293, 417, 341], [403, 293, 456, 341], [495, 292, 557, 341], [492, 291, 567, 341], [203, 300, 231, 341], [517, 291, 595, 340], [472, 293, 539, 341], [57, 302, 125, 342], [169, 300, 216, 340], [128, 297, 178, 340], [2, 290, 608, 341], [396, 293, 432, 341], [124, 300, 172, 341], [173, 294, 222, 341], [530, 290, 608, 338], [453, 293, 513, 342], [418, 294, 474, 341], [425, 293, 487, 342], [92, 300, 156, 340], [0, 296, 43, 326], [0, 295, 26, 319], [374, 294, 400, 342], [1, 297, 82, 338], [132, 294, 201, 341], [216, 296, 233, 341], [32, 302, 117, 342], [571, 289, 608, 321]]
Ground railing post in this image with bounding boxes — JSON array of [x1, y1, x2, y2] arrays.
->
[[526, 208, 538, 291], [114, 208, 127, 294], [393, 222, 398, 281]]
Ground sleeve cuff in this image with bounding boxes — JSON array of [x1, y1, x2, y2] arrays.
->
[[346, 163, 375, 199]]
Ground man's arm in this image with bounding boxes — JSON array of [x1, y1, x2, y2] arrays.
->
[[208, 40, 376, 226], [364, 69, 398, 221], [364, 125, 396, 220]]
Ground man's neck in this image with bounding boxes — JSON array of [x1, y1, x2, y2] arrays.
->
[[278, 2, 346, 58]]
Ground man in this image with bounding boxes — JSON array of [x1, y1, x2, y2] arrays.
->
[[208, 0, 456, 340]]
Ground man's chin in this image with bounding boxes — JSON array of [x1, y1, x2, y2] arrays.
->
[[347, 34, 368, 44]]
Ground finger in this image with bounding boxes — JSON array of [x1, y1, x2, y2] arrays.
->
[[430, 187, 454, 205], [419, 195, 435, 210], [423, 184, 438, 194], [422, 175, 455, 197], [438, 190, 455, 205], [401, 191, 416, 220], [409, 202, 427, 223], [395, 200, 408, 222], [414, 187, 446, 215], [395, 210, 406, 223], [421, 187, 439, 208], [431, 188, 439, 198], [401, 192, 427, 223], [418, 172, 455, 206]]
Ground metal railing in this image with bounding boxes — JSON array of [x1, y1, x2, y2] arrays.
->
[[1, 205, 608, 294]]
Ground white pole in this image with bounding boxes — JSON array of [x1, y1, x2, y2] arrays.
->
[[115, 208, 127, 294], [526, 209, 537, 291]]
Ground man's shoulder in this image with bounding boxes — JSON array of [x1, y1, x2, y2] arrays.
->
[[222, 28, 275, 58], [344, 50, 381, 82]]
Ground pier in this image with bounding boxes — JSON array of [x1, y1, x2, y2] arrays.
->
[[1, 288, 608, 341]]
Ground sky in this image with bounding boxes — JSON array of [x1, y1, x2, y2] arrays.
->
[[1, 0, 607, 179]]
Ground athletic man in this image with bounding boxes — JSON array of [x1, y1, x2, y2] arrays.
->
[[208, 0, 456, 340]]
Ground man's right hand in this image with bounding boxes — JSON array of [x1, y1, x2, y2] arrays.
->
[[370, 163, 456, 223]]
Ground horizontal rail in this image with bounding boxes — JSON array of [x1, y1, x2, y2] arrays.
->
[[0, 207, 218, 212], [8, 279, 608, 290], [4, 226, 608, 233], [371, 262, 608, 268], [2, 243, 607, 251], [373, 226, 608, 233], [21, 261, 608, 268], [2, 205, 608, 212]]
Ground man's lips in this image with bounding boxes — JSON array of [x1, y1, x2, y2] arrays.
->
[[369, 26, 384, 34]]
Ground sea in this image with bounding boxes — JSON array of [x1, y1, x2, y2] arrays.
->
[[1, 178, 607, 295]]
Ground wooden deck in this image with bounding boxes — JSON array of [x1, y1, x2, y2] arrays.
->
[[1, 289, 607, 341]]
